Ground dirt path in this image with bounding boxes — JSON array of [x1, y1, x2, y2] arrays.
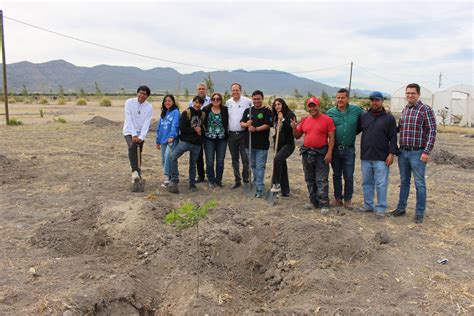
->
[[0, 108, 473, 314]]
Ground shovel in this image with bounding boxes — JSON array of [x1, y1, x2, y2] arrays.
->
[[243, 107, 256, 197], [131, 145, 146, 192], [265, 117, 282, 205]]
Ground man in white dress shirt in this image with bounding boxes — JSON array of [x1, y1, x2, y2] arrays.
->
[[123, 86, 153, 182], [226, 82, 252, 189]]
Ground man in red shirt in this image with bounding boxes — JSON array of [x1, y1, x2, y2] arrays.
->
[[292, 97, 335, 215]]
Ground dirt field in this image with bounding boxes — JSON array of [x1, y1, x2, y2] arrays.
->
[[1, 101, 473, 314]]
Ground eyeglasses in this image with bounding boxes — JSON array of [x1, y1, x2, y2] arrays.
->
[[212, 97, 221, 101]]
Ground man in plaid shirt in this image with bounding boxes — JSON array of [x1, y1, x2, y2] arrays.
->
[[389, 83, 437, 224]]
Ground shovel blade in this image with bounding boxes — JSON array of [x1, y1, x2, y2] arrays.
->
[[265, 189, 277, 205], [131, 178, 146, 192], [244, 182, 256, 197]]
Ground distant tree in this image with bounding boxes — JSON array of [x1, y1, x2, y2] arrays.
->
[[243, 90, 249, 97], [294, 88, 302, 99], [58, 85, 65, 99], [184, 88, 190, 99], [307, 91, 312, 99], [165, 90, 169, 96], [204, 74, 214, 95], [95, 82, 103, 97], [79, 88, 86, 99], [223, 90, 230, 103], [22, 84, 29, 98], [120, 88, 126, 96], [319, 89, 333, 113], [267, 95, 275, 106]]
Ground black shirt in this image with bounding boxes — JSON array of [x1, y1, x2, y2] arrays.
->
[[359, 109, 398, 161], [241, 106, 272, 150], [273, 110, 296, 150]]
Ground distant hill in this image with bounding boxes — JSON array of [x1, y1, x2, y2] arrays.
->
[[4, 59, 375, 96]]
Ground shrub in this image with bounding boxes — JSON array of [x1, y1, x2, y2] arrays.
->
[[24, 97, 32, 104], [57, 97, 66, 105], [99, 97, 112, 107], [8, 98, 16, 104], [76, 98, 87, 106], [14, 96, 24, 102], [8, 118, 23, 125], [39, 97, 49, 105], [288, 101, 298, 110], [165, 199, 216, 230], [39, 108, 44, 118], [53, 117, 67, 123]]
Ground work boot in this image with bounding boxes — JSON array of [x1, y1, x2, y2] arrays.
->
[[388, 208, 406, 217], [167, 182, 179, 194], [189, 184, 197, 192], [344, 200, 354, 210], [331, 199, 343, 207], [415, 215, 424, 224]]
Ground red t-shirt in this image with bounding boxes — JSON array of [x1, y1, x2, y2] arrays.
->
[[296, 114, 336, 148]]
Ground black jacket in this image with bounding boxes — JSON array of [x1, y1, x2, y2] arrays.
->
[[179, 107, 204, 145], [358, 109, 398, 161], [203, 105, 229, 139], [273, 110, 296, 150]]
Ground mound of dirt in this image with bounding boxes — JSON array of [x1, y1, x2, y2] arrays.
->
[[431, 149, 474, 169], [0, 154, 12, 167], [84, 116, 120, 126]]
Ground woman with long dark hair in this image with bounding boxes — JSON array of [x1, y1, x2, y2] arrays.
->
[[270, 98, 296, 196], [156, 94, 180, 187], [203, 92, 229, 188]]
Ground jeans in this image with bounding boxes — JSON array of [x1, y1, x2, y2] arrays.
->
[[245, 148, 268, 193], [331, 146, 356, 201], [204, 137, 228, 185], [160, 140, 178, 181], [361, 160, 389, 213], [196, 144, 205, 180], [302, 150, 330, 208], [396, 150, 427, 216], [228, 132, 249, 183], [125, 135, 144, 175], [271, 143, 295, 195], [169, 141, 201, 185]]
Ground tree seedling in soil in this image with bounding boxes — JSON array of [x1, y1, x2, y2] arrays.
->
[[165, 199, 217, 300]]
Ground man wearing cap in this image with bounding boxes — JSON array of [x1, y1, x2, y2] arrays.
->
[[188, 83, 211, 183], [326, 88, 363, 209], [292, 97, 335, 215], [357, 91, 398, 218], [389, 83, 437, 224]]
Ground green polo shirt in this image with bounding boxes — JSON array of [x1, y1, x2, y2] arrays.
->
[[326, 104, 363, 146]]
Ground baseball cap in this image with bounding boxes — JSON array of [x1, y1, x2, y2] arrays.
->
[[306, 96, 320, 107], [369, 91, 384, 100]]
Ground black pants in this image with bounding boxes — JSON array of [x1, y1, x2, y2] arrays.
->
[[227, 132, 249, 183], [196, 144, 205, 180], [302, 149, 329, 208], [272, 143, 295, 195], [125, 135, 144, 175]]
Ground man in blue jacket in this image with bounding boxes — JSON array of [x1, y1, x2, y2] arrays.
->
[[357, 91, 398, 218]]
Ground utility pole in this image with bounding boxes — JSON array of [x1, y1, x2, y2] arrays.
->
[[438, 72, 442, 88], [0, 10, 9, 125], [348, 61, 353, 97]]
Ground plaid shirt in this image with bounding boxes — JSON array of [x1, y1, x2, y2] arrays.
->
[[399, 100, 437, 154]]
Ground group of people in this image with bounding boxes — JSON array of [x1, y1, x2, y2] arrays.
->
[[123, 82, 437, 224]]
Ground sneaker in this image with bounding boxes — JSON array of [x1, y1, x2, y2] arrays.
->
[[414, 215, 424, 224], [388, 208, 406, 217], [357, 207, 374, 213], [374, 212, 385, 219], [303, 203, 314, 210], [167, 182, 179, 194], [344, 200, 354, 210], [189, 184, 197, 192], [208, 182, 216, 189], [161, 180, 170, 188], [255, 191, 264, 198], [131, 171, 140, 183], [230, 182, 241, 189], [320, 207, 330, 216], [331, 199, 344, 207], [270, 184, 281, 193]]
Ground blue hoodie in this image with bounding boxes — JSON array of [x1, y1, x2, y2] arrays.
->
[[156, 108, 180, 145]]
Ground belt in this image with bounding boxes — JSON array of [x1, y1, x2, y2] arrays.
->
[[229, 131, 244, 134], [336, 144, 354, 150], [400, 146, 424, 151]]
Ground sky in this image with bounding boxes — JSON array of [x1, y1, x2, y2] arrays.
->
[[1, 0, 473, 93]]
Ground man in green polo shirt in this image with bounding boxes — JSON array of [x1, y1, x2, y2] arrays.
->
[[326, 88, 363, 209]]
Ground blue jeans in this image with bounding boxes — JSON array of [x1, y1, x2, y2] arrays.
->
[[160, 140, 178, 180], [361, 160, 389, 213], [397, 150, 427, 216], [245, 148, 268, 193], [204, 137, 227, 185], [331, 146, 356, 201], [169, 141, 201, 185]]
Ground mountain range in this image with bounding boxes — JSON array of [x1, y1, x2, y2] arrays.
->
[[4, 59, 374, 96]]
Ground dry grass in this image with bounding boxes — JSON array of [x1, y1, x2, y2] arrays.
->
[[437, 125, 474, 134]]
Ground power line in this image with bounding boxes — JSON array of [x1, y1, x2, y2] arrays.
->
[[5, 15, 350, 76], [354, 64, 404, 84]]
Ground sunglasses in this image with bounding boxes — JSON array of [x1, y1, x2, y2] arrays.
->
[[212, 97, 221, 101]]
